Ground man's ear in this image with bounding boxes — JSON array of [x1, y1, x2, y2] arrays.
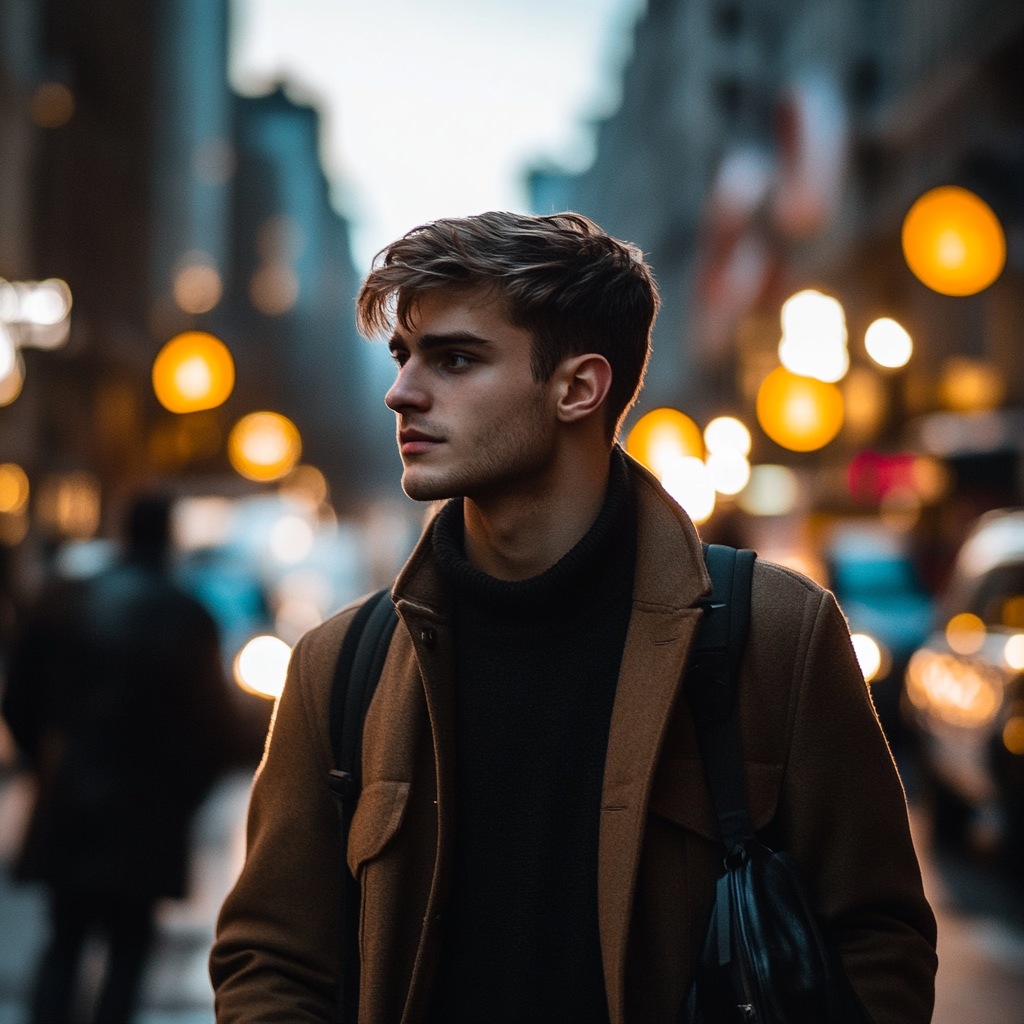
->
[[554, 353, 613, 425]]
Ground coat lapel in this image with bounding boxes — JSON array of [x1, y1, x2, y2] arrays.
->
[[386, 521, 460, 1022], [599, 459, 711, 1023]]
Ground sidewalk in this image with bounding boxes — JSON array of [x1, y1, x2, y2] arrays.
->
[[0, 771, 252, 1024], [2, 773, 1023, 1021]]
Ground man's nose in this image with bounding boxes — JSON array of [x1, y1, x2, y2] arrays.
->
[[384, 360, 430, 413]]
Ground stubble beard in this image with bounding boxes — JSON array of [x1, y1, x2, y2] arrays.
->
[[400, 390, 555, 503]]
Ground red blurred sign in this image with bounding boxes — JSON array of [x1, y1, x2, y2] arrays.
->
[[847, 450, 916, 505]]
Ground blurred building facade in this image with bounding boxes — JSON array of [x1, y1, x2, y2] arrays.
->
[[0, 0, 394, 570], [549, 0, 1024, 574]]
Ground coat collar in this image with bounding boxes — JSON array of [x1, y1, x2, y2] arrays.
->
[[392, 450, 708, 610], [598, 455, 710, 1022], [392, 505, 453, 622]]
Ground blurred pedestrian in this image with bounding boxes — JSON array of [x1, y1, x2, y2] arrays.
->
[[3, 495, 233, 1024]]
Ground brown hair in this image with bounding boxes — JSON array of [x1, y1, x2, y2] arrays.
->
[[356, 211, 659, 438]]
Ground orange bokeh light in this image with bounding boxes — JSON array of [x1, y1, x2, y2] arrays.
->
[[228, 412, 302, 482], [626, 408, 703, 476], [152, 331, 235, 414], [902, 186, 1005, 297], [756, 366, 844, 452], [945, 612, 986, 655]]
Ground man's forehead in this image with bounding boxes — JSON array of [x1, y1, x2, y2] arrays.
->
[[393, 287, 520, 342]]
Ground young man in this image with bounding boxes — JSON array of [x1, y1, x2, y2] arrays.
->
[[210, 212, 937, 1024]]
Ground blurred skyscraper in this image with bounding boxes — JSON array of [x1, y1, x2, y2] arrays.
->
[[550, 0, 1024, 451], [0, 0, 396, 552]]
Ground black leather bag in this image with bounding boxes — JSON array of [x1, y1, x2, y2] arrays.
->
[[680, 546, 873, 1024]]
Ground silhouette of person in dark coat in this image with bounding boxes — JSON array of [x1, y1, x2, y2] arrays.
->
[[2, 495, 234, 1023]]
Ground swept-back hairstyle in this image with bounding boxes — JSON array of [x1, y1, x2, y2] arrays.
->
[[356, 211, 659, 438]]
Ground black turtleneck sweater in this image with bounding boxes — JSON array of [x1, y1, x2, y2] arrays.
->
[[427, 450, 637, 1024]]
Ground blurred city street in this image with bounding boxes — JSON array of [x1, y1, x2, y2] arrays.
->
[[1, 0, 1024, 1019], [1, 768, 1023, 1022]]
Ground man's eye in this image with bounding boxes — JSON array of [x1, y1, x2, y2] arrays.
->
[[390, 349, 407, 366], [445, 352, 471, 369]]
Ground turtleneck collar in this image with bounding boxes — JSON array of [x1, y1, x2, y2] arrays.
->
[[431, 446, 635, 613]]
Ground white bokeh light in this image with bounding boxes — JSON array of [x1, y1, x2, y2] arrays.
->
[[706, 449, 751, 496], [234, 635, 292, 699], [851, 633, 883, 682], [20, 279, 72, 325], [270, 514, 315, 564], [778, 289, 849, 383], [864, 317, 913, 369], [703, 416, 751, 456], [737, 464, 800, 517], [661, 456, 716, 524], [1005, 634, 1024, 672], [0, 325, 16, 381]]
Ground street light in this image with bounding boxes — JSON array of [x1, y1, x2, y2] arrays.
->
[[864, 318, 912, 369], [152, 331, 235, 413], [228, 411, 302, 482], [703, 416, 751, 457], [0, 277, 73, 406], [626, 408, 703, 475], [660, 456, 716, 524], [902, 185, 1005, 296], [0, 464, 30, 514], [626, 409, 715, 521], [777, 289, 849, 383], [704, 416, 752, 495], [756, 366, 844, 451]]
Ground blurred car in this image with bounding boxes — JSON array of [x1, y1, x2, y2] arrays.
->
[[905, 508, 1024, 872], [826, 526, 935, 746]]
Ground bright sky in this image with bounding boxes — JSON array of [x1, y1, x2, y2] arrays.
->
[[230, 0, 644, 272]]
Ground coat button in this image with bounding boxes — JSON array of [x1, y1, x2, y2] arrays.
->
[[420, 626, 437, 647]]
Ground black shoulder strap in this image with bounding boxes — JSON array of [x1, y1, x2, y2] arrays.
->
[[326, 587, 399, 1024], [685, 543, 757, 860], [329, 589, 400, 794]]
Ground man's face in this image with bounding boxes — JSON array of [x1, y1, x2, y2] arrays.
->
[[384, 289, 558, 502]]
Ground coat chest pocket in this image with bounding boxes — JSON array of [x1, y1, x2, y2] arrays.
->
[[347, 780, 410, 875], [649, 758, 783, 842]]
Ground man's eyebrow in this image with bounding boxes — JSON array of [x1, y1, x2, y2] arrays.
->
[[416, 331, 495, 350]]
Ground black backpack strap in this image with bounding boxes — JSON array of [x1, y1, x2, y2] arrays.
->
[[685, 543, 757, 860], [326, 588, 400, 1024]]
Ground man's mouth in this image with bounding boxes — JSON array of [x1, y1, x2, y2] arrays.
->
[[399, 428, 444, 456]]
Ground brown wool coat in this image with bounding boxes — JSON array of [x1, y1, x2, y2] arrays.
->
[[210, 459, 938, 1024]]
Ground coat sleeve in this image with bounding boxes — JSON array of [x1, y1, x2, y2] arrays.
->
[[778, 584, 937, 1024], [210, 610, 354, 1023]]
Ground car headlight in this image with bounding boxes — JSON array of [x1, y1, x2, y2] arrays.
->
[[906, 648, 1003, 728]]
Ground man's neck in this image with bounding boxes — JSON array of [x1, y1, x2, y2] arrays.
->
[[462, 446, 612, 582]]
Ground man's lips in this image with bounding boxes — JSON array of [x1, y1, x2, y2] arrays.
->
[[399, 429, 444, 456]]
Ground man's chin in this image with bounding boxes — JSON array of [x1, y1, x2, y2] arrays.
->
[[400, 467, 458, 503]]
